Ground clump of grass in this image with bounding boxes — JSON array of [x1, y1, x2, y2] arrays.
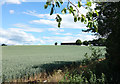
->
[[59, 46, 107, 84], [60, 70, 106, 84], [82, 46, 106, 66]]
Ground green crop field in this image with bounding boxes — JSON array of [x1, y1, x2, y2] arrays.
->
[[1, 45, 105, 82]]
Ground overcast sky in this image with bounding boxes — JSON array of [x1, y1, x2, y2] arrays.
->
[[0, 0, 96, 45]]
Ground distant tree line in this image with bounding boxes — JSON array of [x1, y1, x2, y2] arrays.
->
[[87, 38, 106, 46], [82, 38, 106, 46], [77, 38, 106, 46], [60, 38, 106, 46]]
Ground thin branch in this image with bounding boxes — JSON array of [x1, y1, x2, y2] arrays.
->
[[68, 0, 80, 16], [68, 0, 88, 17]]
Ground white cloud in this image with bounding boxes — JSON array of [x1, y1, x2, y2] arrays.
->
[[13, 24, 65, 33], [9, 10, 15, 14], [23, 11, 55, 19], [10, 28, 44, 33], [42, 33, 96, 44], [30, 19, 58, 27], [2, 0, 21, 4], [55, 33, 72, 36], [24, 2, 96, 29], [42, 36, 81, 44], [0, 28, 40, 45], [1, 0, 26, 5], [30, 14, 87, 29], [63, 33, 72, 35], [76, 33, 97, 41], [48, 28, 64, 32], [12, 23, 44, 33], [0, 28, 96, 45], [43, 36, 76, 43], [24, 6, 88, 29]]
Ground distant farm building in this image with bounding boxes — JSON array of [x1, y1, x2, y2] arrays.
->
[[61, 43, 76, 45]]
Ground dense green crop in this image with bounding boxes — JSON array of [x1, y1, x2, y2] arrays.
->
[[1, 45, 105, 82]]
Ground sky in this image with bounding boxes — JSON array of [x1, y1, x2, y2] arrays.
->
[[0, 0, 97, 45]]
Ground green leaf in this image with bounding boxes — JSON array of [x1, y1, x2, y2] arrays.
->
[[56, 17, 60, 22], [95, 10, 99, 16], [56, 14, 62, 22], [86, 24, 89, 28], [46, 0, 52, 5], [86, 1, 92, 7], [74, 16, 77, 22], [56, 2, 60, 7], [84, 19, 87, 24], [57, 15, 61, 20], [90, 22, 93, 28], [58, 22, 61, 28], [85, 7, 88, 9], [61, 9, 64, 14], [89, 12, 93, 17], [87, 21, 92, 28], [78, 17, 81, 21], [81, 17, 84, 22], [86, 14, 91, 21], [68, 9, 72, 14], [59, 17, 62, 22], [93, 25, 98, 32], [61, 8, 67, 14], [71, 11, 75, 16], [70, 6, 73, 11], [78, 1, 82, 8], [58, 0, 63, 4], [81, 14, 85, 22], [64, 8, 67, 14], [44, 4, 48, 9], [73, 10, 76, 12], [50, 7, 54, 15]]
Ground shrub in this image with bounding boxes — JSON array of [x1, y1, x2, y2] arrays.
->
[[82, 46, 105, 65], [76, 39, 82, 45], [60, 70, 106, 84], [1, 44, 7, 46], [59, 46, 107, 83], [55, 42, 58, 45], [83, 41, 89, 46]]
